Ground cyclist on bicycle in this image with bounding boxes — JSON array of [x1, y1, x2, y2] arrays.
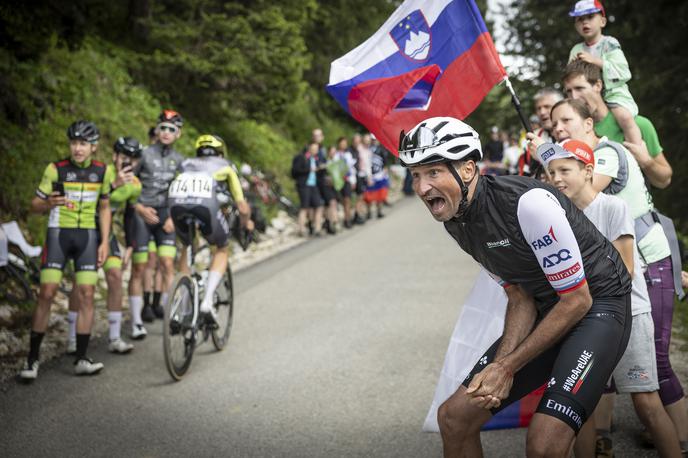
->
[[169, 134, 252, 324], [399, 117, 632, 456], [128, 110, 184, 339], [66, 136, 143, 355], [21, 120, 112, 379]]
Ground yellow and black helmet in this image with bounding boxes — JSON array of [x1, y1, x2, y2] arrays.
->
[[195, 134, 225, 157]]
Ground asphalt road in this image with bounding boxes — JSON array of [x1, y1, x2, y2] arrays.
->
[[0, 198, 659, 457]]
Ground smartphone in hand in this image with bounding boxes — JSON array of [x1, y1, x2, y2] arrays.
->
[[52, 182, 65, 196]]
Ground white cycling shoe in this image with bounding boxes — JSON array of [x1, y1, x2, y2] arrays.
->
[[108, 338, 134, 354], [74, 358, 104, 376], [131, 324, 148, 340], [19, 360, 39, 380]]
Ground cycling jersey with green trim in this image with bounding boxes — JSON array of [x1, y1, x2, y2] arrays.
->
[[36, 158, 111, 229], [169, 156, 245, 248], [106, 164, 142, 213]]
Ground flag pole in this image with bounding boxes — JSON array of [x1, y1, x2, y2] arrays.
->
[[503, 77, 532, 132]]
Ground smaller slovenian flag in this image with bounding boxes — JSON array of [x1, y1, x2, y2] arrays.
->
[[326, 0, 507, 154], [482, 385, 547, 430]]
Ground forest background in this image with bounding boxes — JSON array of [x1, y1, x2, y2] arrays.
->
[[1, 0, 686, 241]]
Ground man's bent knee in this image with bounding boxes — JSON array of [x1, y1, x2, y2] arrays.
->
[[438, 389, 488, 438]]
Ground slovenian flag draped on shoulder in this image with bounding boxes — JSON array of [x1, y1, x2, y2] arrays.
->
[[326, 0, 506, 154]]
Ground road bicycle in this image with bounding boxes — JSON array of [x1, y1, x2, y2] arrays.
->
[[162, 215, 234, 381], [0, 222, 38, 304]]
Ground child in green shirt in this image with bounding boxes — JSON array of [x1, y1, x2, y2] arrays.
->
[[568, 0, 642, 146]]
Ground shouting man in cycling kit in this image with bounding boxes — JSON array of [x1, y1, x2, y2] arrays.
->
[[169, 135, 252, 324], [128, 110, 184, 339], [21, 121, 112, 379], [399, 117, 632, 457]]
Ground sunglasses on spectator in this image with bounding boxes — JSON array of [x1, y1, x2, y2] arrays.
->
[[158, 124, 179, 133]]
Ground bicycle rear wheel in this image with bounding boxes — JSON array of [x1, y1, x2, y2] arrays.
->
[[163, 274, 196, 380], [211, 267, 234, 351]]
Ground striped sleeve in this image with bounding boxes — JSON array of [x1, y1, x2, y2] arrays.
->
[[517, 188, 587, 295]]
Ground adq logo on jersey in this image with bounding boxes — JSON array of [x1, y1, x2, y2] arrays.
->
[[389, 10, 432, 61], [89, 173, 99, 183], [542, 249, 572, 268], [532, 226, 558, 250]]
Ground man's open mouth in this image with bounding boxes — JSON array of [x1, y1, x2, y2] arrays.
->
[[427, 196, 446, 213]]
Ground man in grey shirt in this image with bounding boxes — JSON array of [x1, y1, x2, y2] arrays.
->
[[128, 110, 184, 338]]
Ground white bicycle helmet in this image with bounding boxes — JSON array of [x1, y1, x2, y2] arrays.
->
[[398, 117, 482, 166]]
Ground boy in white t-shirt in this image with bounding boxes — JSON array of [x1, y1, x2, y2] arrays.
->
[[538, 139, 681, 457], [568, 0, 642, 146]]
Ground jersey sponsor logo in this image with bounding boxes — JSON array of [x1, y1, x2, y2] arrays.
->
[[541, 249, 572, 267], [547, 377, 556, 388], [546, 262, 581, 282], [531, 226, 558, 250], [66, 172, 77, 182], [486, 238, 511, 249], [544, 399, 582, 429], [89, 173, 99, 182], [563, 350, 594, 394], [544, 191, 560, 208], [478, 356, 488, 366]]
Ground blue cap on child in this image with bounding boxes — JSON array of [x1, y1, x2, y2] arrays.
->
[[569, 0, 605, 17]]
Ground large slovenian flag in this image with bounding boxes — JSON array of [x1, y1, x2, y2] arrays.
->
[[326, 0, 506, 154]]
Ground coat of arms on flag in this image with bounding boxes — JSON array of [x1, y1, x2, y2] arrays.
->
[[389, 10, 432, 61]]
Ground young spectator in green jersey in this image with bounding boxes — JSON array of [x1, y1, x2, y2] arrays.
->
[[66, 137, 143, 356], [567, 0, 643, 147], [20, 121, 112, 380], [563, 60, 673, 189]]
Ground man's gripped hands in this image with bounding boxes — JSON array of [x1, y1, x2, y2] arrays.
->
[[465, 361, 514, 410]]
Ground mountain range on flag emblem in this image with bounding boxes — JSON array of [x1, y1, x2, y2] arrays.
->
[[390, 10, 432, 61]]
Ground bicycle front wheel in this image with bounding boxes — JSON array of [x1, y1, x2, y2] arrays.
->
[[211, 267, 234, 351], [0, 264, 33, 304], [163, 274, 196, 380]]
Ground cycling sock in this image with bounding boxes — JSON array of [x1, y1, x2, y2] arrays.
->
[[200, 271, 223, 313], [153, 291, 161, 308], [108, 311, 122, 341], [75, 333, 90, 361], [160, 292, 169, 308], [129, 296, 143, 326], [67, 310, 78, 341], [28, 331, 45, 365], [144, 291, 151, 308]]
